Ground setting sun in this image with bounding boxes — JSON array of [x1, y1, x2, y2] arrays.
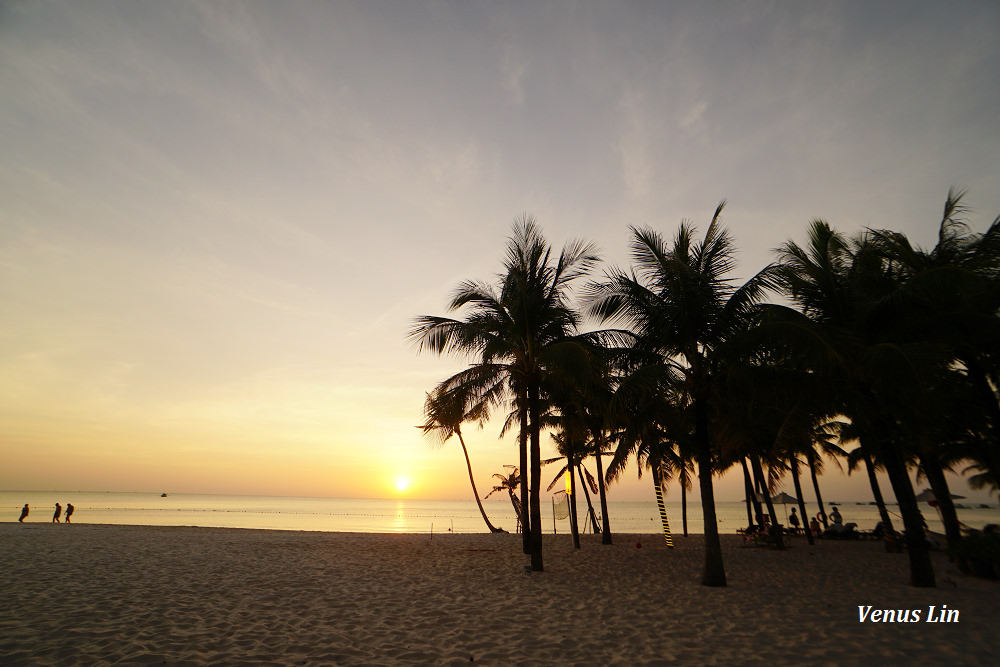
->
[[395, 477, 410, 493]]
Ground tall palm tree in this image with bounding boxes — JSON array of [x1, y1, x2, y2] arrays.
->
[[591, 202, 776, 586], [418, 385, 503, 533], [411, 216, 600, 571]]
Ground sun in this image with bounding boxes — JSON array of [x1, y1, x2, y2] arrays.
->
[[395, 476, 410, 493]]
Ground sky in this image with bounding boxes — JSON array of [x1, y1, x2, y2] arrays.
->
[[2, 1, 999, 504]]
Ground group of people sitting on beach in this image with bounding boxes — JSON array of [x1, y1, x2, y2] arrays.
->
[[749, 506, 860, 539], [792, 506, 856, 538], [17, 503, 74, 523]]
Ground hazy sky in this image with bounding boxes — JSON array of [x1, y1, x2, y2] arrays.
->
[[2, 1, 998, 503]]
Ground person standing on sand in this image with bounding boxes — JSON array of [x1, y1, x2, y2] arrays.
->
[[65, 503, 74, 523], [789, 508, 800, 531], [52, 503, 62, 523], [18, 504, 29, 522], [830, 507, 843, 525]]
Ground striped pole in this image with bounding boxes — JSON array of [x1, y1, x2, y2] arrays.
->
[[654, 484, 674, 548]]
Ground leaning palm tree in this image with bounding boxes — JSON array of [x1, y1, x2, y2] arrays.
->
[[418, 385, 503, 533], [411, 216, 600, 571], [590, 201, 777, 586]]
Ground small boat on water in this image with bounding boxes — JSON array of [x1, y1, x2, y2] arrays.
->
[[161, 493, 168, 497]]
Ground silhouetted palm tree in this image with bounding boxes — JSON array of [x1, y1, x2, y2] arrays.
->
[[418, 385, 503, 533], [591, 202, 776, 586], [485, 467, 523, 532], [411, 216, 599, 571], [546, 429, 589, 549]]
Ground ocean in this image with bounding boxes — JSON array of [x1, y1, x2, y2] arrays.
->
[[3, 490, 998, 535]]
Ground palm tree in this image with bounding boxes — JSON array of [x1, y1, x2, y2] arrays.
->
[[485, 466, 523, 532], [544, 348, 618, 543], [591, 202, 776, 586], [546, 430, 587, 549], [418, 384, 503, 533], [411, 216, 600, 571]]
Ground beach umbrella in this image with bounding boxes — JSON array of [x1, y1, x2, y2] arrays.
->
[[913, 488, 965, 527], [913, 488, 964, 503], [770, 492, 799, 523]]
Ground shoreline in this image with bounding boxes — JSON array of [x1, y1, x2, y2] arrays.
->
[[2, 524, 997, 665]]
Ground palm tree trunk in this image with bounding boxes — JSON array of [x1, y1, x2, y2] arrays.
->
[[921, 454, 962, 552], [528, 382, 544, 572], [870, 421, 935, 587], [749, 457, 767, 527], [569, 466, 580, 550], [741, 458, 757, 529], [593, 442, 612, 544], [577, 466, 600, 534], [518, 399, 530, 549], [860, 442, 894, 534], [694, 395, 726, 586], [652, 466, 673, 548], [750, 454, 785, 550], [790, 455, 814, 545], [681, 478, 688, 537], [807, 450, 829, 530], [507, 489, 522, 530], [457, 431, 501, 533]]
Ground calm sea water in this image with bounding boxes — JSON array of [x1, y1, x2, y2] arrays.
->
[[3, 491, 998, 535]]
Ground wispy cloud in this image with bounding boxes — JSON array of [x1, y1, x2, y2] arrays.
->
[[615, 88, 653, 197], [500, 44, 528, 105]]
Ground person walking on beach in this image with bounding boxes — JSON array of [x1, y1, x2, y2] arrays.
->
[[789, 508, 800, 531], [52, 503, 62, 523], [65, 503, 75, 523], [18, 504, 29, 522]]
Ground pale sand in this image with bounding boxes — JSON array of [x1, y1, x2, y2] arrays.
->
[[1, 524, 997, 666]]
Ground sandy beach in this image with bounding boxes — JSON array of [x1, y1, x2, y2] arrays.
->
[[1, 523, 997, 666]]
